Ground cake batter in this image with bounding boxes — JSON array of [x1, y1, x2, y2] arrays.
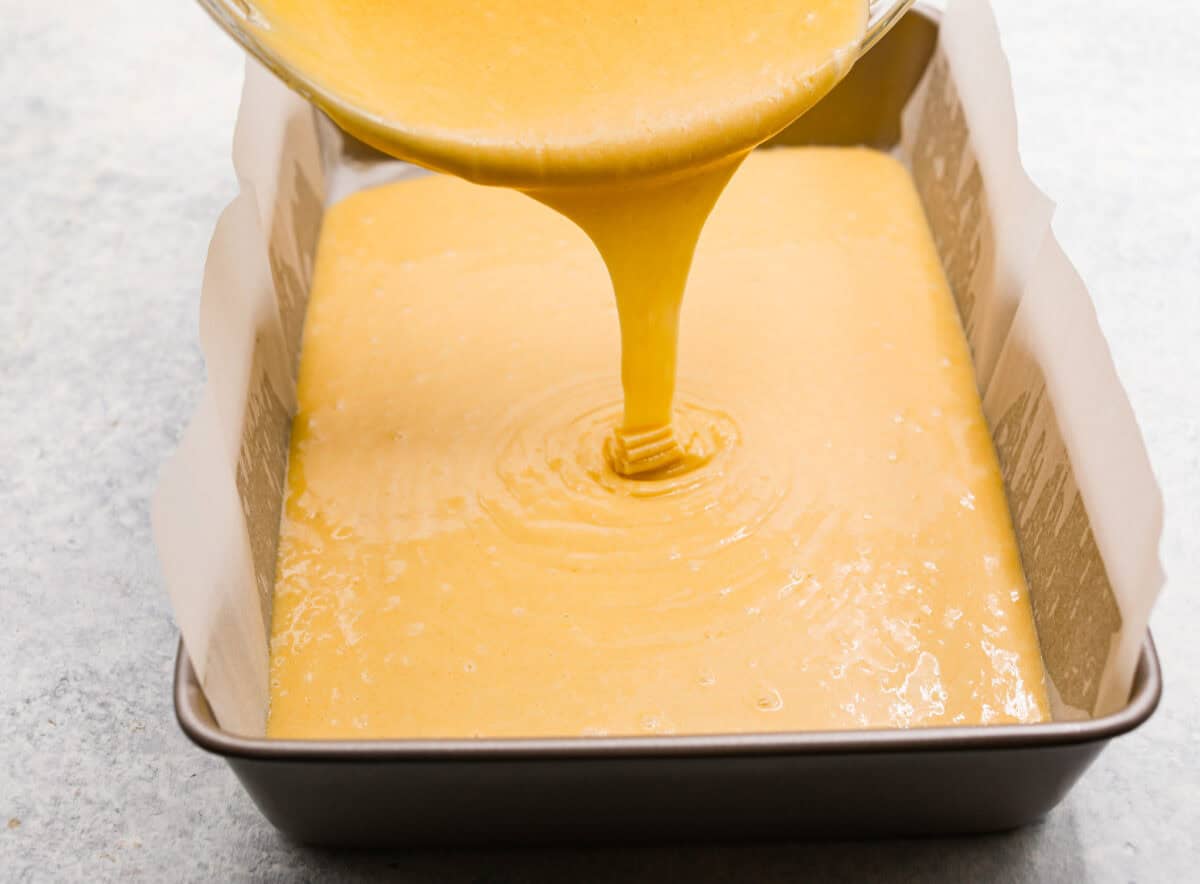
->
[[267, 150, 1049, 738]]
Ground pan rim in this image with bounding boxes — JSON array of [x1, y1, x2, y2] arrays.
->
[[173, 634, 1162, 762]]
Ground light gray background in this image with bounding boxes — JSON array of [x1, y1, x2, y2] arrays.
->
[[1, 0, 1196, 880]]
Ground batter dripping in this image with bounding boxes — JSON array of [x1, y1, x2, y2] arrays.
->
[[249, 0, 868, 473]]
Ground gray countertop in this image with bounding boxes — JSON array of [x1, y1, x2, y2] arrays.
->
[[2, 0, 1197, 880]]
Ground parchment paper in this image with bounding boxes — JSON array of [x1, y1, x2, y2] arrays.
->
[[899, 0, 1163, 719], [153, 0, 1163, 734]]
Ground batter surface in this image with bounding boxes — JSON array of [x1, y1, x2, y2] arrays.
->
[[267, 149, 1049, 739]]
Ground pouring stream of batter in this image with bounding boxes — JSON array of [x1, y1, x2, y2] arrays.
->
[[248, 0, 867, 475]]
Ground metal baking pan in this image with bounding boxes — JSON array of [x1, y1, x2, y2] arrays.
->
[[175, 638, 1160, 845], [174, 7, 1162, 846]]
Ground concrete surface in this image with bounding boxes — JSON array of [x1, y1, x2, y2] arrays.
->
[[1, 0, 1196, 880]]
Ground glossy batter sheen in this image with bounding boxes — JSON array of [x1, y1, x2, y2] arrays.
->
[[267, 149, 1050, 739], [249, 0, 867, 473]]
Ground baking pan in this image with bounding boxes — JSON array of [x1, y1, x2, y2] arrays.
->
[[176, 638, 1161, 845], [174, 7, 1163, 845]]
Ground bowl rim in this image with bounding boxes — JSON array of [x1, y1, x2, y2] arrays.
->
[[193, 0, 917, 186]]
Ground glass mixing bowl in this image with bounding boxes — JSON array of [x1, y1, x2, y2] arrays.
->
[[195, 0, 918, 180]]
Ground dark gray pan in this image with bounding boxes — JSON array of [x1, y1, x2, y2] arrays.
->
[[174, 7, 1163, 846]]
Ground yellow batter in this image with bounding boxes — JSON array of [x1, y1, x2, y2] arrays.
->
[[249, 0, 866, 185], [267, 149, 1049, 739], [249, 0, 868, 474]]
